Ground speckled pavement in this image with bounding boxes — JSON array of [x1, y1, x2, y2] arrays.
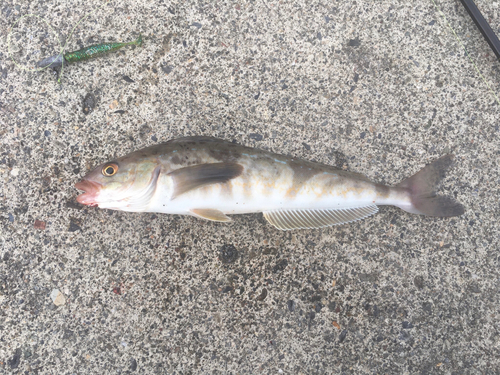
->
[[1, 0, 499, 373]]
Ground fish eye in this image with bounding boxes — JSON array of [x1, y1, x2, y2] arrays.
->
[[102, 163, 118, 177]]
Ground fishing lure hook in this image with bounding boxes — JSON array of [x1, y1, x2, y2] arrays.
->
[[7, 0, 113, 83]]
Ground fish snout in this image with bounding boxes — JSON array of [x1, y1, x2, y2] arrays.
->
[[75, 180, 102, 206]]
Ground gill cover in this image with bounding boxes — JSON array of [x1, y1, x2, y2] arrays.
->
[[119, 166, 161, 211]]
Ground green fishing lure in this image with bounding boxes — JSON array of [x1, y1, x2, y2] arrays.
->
[[37, 34, 142, 68]]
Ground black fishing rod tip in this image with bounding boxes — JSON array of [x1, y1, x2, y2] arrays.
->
[[459, 0, 500, 60]]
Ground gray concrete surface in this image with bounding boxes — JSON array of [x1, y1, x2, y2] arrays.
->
[[1, 0, 499, 373]]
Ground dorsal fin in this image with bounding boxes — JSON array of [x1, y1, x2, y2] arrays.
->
[[263, 205, 378, 230], [168, 162, 243, 199]]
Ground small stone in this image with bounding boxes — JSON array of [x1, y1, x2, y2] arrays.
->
[[249, 133, 263, 141], [414, 276, 424, 289], [257, 288, 267, 301], [287, 300, 296, 312], [219, 244, 238, 264], [374, 335, 385, 342], [82, 93, 96, 115], [34, 219, 46, 230], [10, 167, 19, 177], [50, 289, 66, 306], [8, 213, 14, 222], [338, 329, 347, 343], [122, 75, 134, 83], [130, 358, 137, 371], [161, 64, 173, 74], [65, 200, 82, 210], [139, 124, 152, 137], [311, 295, 321, 302], [422, 302, 432, 314], [348, 38, 361, 47], [402, 321, 414, 329], [109, 100, 119, 110], [273, 259, 288, 273], [68, 218, 82, 232], [44, 130, 51, 137], [8, 348, 21, 369], [468, 282, 481, 294]]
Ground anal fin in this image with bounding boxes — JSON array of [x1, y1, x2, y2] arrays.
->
[[190, 208, 231, 222], [263, 205, 378, 230]]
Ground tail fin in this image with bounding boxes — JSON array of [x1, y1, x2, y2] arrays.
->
[[134, 34, 143, 47], [396, 155, 464, 217]]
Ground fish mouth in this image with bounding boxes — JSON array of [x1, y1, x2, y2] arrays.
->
[[75, 180, 102, 207]]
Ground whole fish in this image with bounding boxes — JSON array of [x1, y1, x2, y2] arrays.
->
[[37, 34, 142, 69], [75, 136, 464, 230]]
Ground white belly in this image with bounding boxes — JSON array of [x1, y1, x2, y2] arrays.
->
[[147, 173, 379, 215]]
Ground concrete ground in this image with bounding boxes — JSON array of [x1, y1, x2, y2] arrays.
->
[[1, 0, 499, 373]]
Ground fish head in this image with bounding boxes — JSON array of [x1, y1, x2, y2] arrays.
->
[[75, 156, 161, 212]]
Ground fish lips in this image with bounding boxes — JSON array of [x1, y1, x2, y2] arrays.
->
[[75, 180, 102, 207]]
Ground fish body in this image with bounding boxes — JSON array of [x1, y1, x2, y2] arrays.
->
[[75, 136, 464, 230], [37, 34, 142, 69]]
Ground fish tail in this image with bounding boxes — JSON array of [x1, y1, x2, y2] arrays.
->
[[395, 155, 464, 217], [132, 34, 143, 47]]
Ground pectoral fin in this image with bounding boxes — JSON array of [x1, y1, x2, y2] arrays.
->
[[190, 208, 231, 222], [169, 162, 243, 199], [263, 205, 378, 230]]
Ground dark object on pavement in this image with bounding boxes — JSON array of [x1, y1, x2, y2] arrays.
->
[[37, 34, 143, 69], [460, 0, 500, 60]]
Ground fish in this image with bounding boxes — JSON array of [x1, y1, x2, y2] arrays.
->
[[75, 136, 464, 230], [37, 34, 142, 69]]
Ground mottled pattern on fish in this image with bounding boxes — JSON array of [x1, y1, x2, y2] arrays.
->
[[75, 136, 464, 230]]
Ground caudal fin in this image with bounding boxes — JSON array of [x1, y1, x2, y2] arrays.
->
[[396, 155, 464, 217], [134, 34, 143, 47]]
